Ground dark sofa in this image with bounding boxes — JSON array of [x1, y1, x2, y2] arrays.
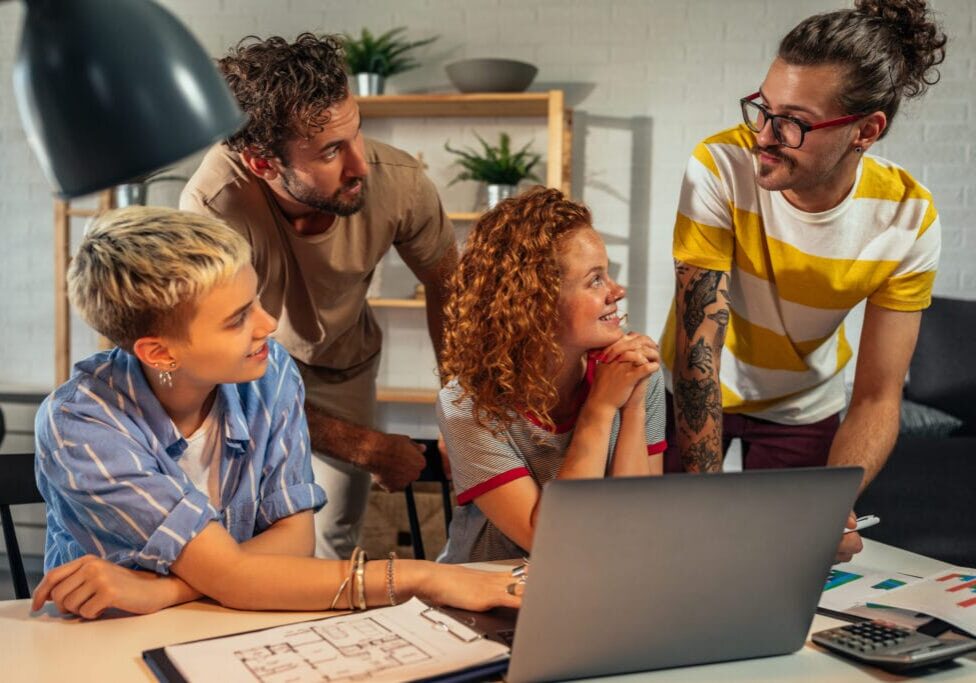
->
[[857, 296, 976, 567]]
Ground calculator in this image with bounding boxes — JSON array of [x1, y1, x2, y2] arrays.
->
[[812, 619, 976, 671]]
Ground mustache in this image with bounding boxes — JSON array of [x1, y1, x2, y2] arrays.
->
[[751, 144, 794, 166]]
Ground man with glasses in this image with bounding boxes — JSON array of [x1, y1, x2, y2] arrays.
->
[[659, 0, 947, 561]]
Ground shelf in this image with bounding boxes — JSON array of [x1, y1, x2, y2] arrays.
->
[[368, 298, 425, 309], [447, 212, 481, 222], [356, 92, 560, 118], [377, 386, 438, 404]]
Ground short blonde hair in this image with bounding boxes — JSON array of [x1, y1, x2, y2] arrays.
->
[[68, 206, 251, 351]]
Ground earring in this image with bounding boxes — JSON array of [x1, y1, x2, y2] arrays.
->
[[855, 146, 863, 154], [157, 361, 176, 388]]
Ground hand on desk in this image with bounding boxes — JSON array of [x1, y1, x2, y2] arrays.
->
[[417, 563, 522, 611], [31, 555, 181, 619], [835, 511, 865, 563]]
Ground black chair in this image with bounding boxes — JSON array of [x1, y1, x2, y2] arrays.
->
[[0, 452, 44, 599], [404, 439, 453, 560]]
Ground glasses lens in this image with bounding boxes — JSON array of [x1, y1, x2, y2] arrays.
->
[[772, 118, 803, 148], [741, 100, 764, 132]]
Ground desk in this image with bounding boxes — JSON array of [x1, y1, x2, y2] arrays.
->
[[2, 540, 974, 682]]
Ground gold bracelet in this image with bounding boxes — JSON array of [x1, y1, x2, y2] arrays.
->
[[356, 549, 368, 610], [331, 549, 358, 610], [329, 575, 351, 610], [386, 552, 398, 606], [347, 547, 361, 610]]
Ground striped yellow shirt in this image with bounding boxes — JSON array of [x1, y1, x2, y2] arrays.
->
[[660, 125, 940, 424]]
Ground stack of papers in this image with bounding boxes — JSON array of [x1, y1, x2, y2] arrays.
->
[[819, 562, 976, 637]]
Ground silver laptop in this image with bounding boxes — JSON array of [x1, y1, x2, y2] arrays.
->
[[471, 466, 860, 682]]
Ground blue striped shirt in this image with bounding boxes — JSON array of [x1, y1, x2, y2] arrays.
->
[[35, 339, 326, 574]]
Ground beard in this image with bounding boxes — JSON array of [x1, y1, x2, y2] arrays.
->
[[280, 169, 366, 216], [751, 144, 798, 191]]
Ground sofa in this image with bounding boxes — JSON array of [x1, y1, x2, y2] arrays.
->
[[857, 296, 976, 568]]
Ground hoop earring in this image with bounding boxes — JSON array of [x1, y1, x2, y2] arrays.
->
[[157, 361, 176, 388], [854, 146, 863, 154]]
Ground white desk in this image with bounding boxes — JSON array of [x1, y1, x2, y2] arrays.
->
[[3, 540, 974, 682]]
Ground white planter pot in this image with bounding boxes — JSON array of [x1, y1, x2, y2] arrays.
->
[[486, 184, 518, 208], [354, 72, 385, 96]]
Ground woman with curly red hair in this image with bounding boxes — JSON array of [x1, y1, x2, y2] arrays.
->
[[437, 187, 666, 563]]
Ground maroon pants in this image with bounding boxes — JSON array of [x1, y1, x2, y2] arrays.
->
[[664, 391, 840, 473]]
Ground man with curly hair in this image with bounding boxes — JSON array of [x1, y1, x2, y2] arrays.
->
[[181, 34, 457, 559], [660, 0, 947, 562]]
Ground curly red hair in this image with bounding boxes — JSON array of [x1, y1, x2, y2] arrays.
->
[[441, 186, 592, 434]]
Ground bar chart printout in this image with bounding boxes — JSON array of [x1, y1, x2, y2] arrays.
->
[[873, 568, 976, 637], [818, 564, 919, 613], [937, 573, 976, 608]]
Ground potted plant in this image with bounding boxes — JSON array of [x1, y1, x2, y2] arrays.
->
[[445, 132, 542, 208], [341, 27, 436, 96]]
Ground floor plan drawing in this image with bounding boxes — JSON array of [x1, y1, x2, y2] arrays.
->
[[234, 616, 433, 682], [163, 598, 509, 683]]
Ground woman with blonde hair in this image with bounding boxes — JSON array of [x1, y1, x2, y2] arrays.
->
[[31, 206, 519, 619], [438, 187, 666, 563]]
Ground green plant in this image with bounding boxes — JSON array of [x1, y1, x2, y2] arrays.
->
[[445, 133, 542, 186], [341, 27, 437, 78]]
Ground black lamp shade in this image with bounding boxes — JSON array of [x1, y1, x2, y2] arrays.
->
[[13, 0, 246, 198]]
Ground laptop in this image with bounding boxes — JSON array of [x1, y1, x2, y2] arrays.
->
[[442, 466, 861, 682]]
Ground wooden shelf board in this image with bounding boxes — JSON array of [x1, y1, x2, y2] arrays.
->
[[368, 298, 425, 309], [447, 212, 481, 222], [376, 386, 438, 404], [356, 92, 557, 118]]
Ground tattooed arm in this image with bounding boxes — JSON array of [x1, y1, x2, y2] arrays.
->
[[673, 261, 730, 472]]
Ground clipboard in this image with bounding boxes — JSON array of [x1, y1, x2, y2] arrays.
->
[[142, 600, 510, 683], [143, 647, 509, 683]]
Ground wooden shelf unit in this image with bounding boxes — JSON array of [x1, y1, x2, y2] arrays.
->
[[446, 212, 481, 222], [368, 298, 426, 309], [357, 91, 572, 196], [376, 386, 438, 404], [54, 190, 115, 383], [360, 91, 573, 403]]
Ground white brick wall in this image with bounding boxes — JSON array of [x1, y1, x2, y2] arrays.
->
[[1, 0, 973, 417]]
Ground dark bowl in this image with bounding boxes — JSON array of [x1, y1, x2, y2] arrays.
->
[[445, 58, 538, 93]]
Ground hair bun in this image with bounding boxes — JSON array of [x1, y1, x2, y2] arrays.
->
[[855, 0, 947, 98]]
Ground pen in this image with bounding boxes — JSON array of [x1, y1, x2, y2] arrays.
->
[[843, 514, 880, 534]]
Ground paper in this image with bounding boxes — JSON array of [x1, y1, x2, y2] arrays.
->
[[164, 598, 509, 682], [818, 562, 922, 612], [871, 568, 976, 637]]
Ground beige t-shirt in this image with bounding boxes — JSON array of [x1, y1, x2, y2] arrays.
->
[[180, 139, 454, 374]]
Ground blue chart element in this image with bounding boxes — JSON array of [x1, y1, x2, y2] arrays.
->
[[825, 569, 863, 591], [871, 578, 906, 591]]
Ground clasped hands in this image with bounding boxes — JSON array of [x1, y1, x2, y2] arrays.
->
[[588, 333, 660, 411]]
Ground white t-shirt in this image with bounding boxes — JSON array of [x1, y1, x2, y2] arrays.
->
[[178, 396, 223, 503]]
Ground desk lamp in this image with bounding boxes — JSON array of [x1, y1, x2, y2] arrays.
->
[[11, 0, 245, 198]]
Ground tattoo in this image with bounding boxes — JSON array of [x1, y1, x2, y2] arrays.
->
[[681, 270, 724, 339], [674, 259, 691, 278], [685, 432, 723, 472], [674, 375, 722, 433], [687, 338, 713, 374], [708, 308, 730, 348]]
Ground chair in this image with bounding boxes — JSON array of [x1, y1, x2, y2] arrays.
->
[[0, 452, 44, 599], [404, 439, 453, 560]]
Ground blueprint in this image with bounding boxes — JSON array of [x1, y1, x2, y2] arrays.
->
[[164, 598, 508, 682]]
